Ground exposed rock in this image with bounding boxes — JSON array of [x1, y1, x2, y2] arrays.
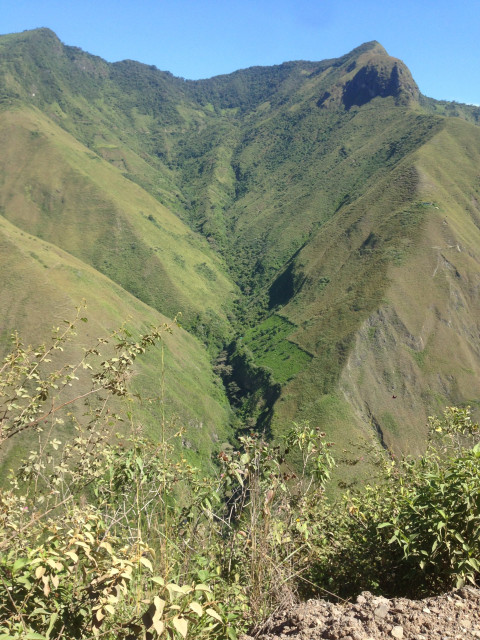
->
[[342, 60, 419, 109]]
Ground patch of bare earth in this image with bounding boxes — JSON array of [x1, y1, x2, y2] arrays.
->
[[242, 587, 480, 640]]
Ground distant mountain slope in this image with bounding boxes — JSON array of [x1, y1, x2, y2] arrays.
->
[[0, 107, 236, 342], [0, 214, 233, 471], [1, 28, 479, 470], [268, 117, 480, 452], [340, 117, 480, 452]]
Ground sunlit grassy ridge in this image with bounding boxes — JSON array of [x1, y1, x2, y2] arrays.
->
[[268, 118, 480, 451], [0, 107, 236, 340]]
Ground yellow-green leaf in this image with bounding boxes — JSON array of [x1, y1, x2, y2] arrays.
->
[[65, 550, 79, 563], [167, 582, 185, 595], [12, 557, 28, 574], [206, 607, 222, 622], [99, 541, 113, 555], [189, 601, 203, 616], [35, 565, 46, 579], [140, 556, 153, 572], [153, 619, 164, 635], [172, 616, 188, 638], [180, 584, 193, 594], [46, 611, 59, 639], [42, 576, 50, 597], [153, 596, 166, 618]]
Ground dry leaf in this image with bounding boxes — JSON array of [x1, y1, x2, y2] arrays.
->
[[206, 607, 222, 622]]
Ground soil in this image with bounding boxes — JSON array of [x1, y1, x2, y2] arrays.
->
[[242, 587, 480, 640]]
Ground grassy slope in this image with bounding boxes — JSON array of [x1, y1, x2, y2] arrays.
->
[[197, 93, 443, 456], [0, 213, 233, 471], [177, 43, 421, 288], [338, 117, 480, 453], [0, 107, 236, 339], [262, 142, 422, 459], [167, 51, 447, 462], [183, 51, 480, 462], [270, 116, 480, 459]]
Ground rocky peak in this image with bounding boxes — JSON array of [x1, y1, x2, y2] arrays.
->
[[342, 56, 420, 108], [318, 42, 420, 109]]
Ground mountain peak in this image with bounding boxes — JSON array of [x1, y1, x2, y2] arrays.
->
[[317, 42, 419, 110], [348, 40, 388, 57], [8, 27, 61, 44], [342, 57, 419, 109]]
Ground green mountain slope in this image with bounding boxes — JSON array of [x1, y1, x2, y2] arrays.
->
[[1, 28, 480, 470], [338, 118, 480, 453], [267, 118, 480, 453], [0, 212, 233, 471], [0, 106, 236, 342]]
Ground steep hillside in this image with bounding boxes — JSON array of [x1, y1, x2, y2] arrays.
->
[[0, 107, 236, 344], [339, 118, 480, 453], [267, 117, 480, 453], [1, 28, 479, 470], [0, 212, 233, 471]]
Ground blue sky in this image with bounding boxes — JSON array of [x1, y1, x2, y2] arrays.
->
[[2, 0, 479, 104]]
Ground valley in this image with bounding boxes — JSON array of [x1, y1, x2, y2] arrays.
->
[[1, 28, 480, 472]]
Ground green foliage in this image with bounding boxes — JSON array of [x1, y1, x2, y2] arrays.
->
[[0, 315, 230, 639], [242, 315, 312, 384], [284, 421, 335, 484], [213, 425, 335, 623], [1, 318, 480, 638], [0, 318, 329, 636], [218, 340, 281, 429], [0, 314, 337, 635], [302, 406, 480, 598], [0, 496, 226, 639]]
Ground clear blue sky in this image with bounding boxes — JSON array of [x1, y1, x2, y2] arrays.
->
[[2, 0, 479, 104]]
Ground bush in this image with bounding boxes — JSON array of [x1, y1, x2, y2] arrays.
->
[[0, 307, 336, 636], [0, 309, 229, 639], [304, 406, 480, 598], [0, 309, 479, 638]]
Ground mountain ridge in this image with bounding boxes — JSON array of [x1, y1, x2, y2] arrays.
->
[[1, 28, 479, 474]]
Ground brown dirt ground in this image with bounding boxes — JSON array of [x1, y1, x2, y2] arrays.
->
[[242, 587, 480, 640]]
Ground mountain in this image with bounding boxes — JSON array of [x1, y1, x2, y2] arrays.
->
[[1, 28, 479, 474]]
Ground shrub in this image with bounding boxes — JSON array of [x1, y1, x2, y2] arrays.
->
[[1, 308, 479, 639], [0, 309, 229, 639], [304, 406, 480, 598]]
